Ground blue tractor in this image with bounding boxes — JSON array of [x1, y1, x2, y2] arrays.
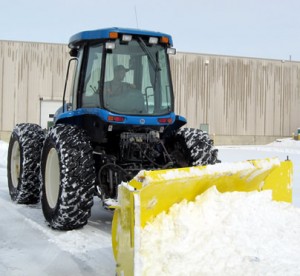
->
[[7, 27, 218, 230]]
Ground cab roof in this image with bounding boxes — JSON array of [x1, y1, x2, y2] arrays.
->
[[69, 27, 173, 48]]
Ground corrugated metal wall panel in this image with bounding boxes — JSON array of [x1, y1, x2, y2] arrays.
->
[[0, 41, 68, 131], [290, 65, 300, 133], [0, 42, 4, 131], [1, 41, 17, 131], [1, 40, 300, 142], [170, 52, 300, 138]]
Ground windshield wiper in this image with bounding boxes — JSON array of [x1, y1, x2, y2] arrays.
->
[[137, 37, 161, 71]]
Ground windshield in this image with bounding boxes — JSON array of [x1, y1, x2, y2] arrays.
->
[[103, 39, 173, 115]]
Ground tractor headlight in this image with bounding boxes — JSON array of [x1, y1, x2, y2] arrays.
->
[[167, 48, 176, 55], [122, 34, 132, 42], [105, 42, 116, 49], [149, 37, 159, 44]]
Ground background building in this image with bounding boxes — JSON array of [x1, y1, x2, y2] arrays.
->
[[1, 40, 299, 144]]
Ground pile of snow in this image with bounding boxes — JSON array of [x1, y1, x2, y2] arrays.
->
[[268, 138, 300, 149], [139, 186, 300, 275]]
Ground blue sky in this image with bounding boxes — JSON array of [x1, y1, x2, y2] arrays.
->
[[1, 0, 300, 60]]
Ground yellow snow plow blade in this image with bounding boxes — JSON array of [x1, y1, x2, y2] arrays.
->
[[112, 158, 292, 275]]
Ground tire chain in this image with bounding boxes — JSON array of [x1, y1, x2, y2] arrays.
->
[[9, 123, 45, 203], [176, 128, 218, 166], [43, 124, 95, 230]]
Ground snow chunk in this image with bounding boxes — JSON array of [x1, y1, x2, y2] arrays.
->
[[139, 186, 300, 275], [120, 181, 136, 191]]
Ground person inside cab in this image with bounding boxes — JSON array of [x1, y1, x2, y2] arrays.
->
[[105, 65, 135, 96], [104, 65, 145, 113]]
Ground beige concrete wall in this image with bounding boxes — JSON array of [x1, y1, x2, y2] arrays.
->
[[1, 40, 300, 145]]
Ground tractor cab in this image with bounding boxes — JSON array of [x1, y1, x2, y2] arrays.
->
[[65, 28, 177, 117]]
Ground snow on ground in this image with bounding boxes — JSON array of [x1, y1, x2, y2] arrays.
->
[[0, 141, 115, 276], [1, 138, 300, 275]]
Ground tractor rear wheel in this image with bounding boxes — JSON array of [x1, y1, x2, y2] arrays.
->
[[7, 123, 45, 204], [41, 124, 96, 230], [172, 128, 219, 167]]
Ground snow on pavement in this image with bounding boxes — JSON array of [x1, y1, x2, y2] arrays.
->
[[0, 141, 115, 276], [1, 138, 300, 275]]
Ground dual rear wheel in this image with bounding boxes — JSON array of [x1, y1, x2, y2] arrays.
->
[[7, 123, 45, 204], [7, 123, 96, 230]]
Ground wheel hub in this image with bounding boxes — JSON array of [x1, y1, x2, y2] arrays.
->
[[11, 140, 21, 188], [45, 148, 60, 209]]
